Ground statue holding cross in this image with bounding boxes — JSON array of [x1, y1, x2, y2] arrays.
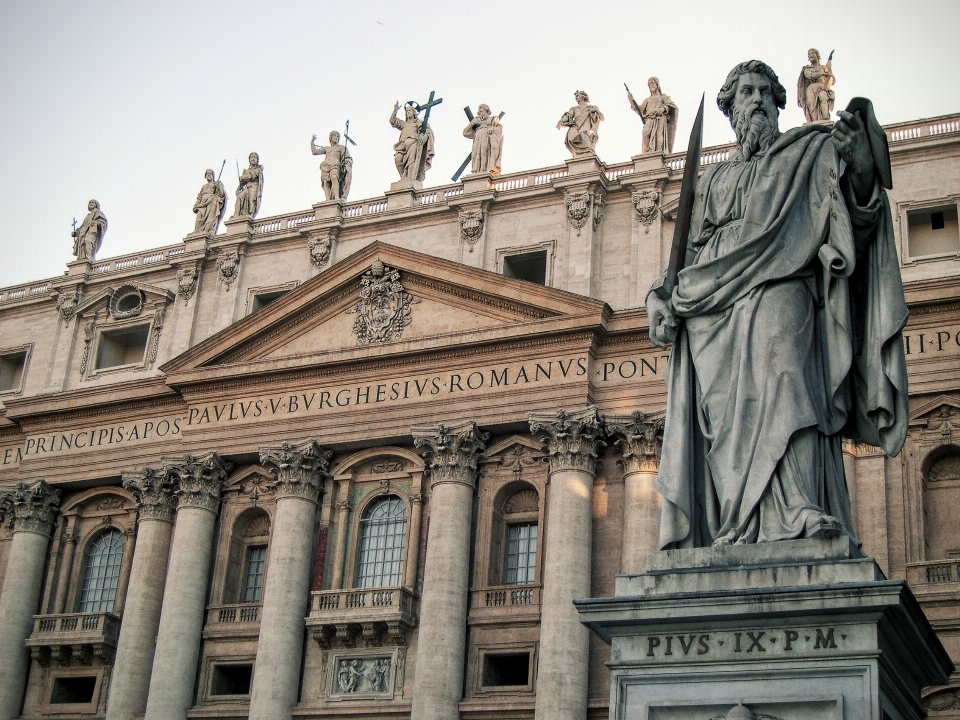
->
[[390, 91, 442, 185]]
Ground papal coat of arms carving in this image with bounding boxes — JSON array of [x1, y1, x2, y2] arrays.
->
[[347, 260, 418, 345]]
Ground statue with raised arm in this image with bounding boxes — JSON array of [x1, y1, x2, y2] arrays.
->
[[646, 60, 907, 548], [390, 101, 434, 182], [557, 90, 604, 157], [72, 199, 107, 261], [628, 77, 679, 154], [463, 104, 503, 175], [311, 130, 353, 201], [232, 152, 263, 218], [797, 48, 836, 123], [193, 169, 226, 234]]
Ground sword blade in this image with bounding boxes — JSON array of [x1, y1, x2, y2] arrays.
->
[[663, 93, 705, 294]]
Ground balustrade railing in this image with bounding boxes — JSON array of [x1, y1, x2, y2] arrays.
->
[[888, 116, 960, 143], [31, 612, 120, 638], [310, 586, 416, 617], [207, 603, 261, 625], [470, 584, 541, 611], [905, 559, 960, 586]]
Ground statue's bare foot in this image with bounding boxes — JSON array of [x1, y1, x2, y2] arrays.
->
[[712, 530, 737, 547], [805, 514, 842, 540]]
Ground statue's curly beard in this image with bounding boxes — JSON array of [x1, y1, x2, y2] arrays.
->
[[733, 105, 780, 161]]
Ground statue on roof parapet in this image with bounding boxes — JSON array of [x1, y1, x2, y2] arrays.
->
[[71, 199, 107, 262], [557, 90, 604, 157], [463, 104, 504, 176], [390, 99, 436, 184], [231, 152, 263, 219], [311, 130, 353, 201], [798, 48, 836, 124], [193, 168, 226, 235], [627, 77, 679, 154]]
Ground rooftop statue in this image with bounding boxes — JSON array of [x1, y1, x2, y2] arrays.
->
[[390, 99, 437, 183], [627, 77, 679, 154], [192, 168, 226, 235], [311, 130, 353, 201], [462, 104, 504, 176], [557, 90, 604, 157], [231, 152, 264, 219], [798, 48, 836, 123], [646, 60, 906, 548], [72, 199, 107, 261]]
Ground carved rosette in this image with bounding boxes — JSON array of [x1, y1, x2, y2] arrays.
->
[[458, 210, 485, 251], [412, 420, 488, 489], [216, 249, 241, 290], [347, 260, 419, 345], [11, 479, 61, 536], [164, 452, 232, 513], [308, 229, 339, 269], [605, 410, 664, 474], [529, 406, 606, 475], [259, 438, 333, 504], [632, 189, 660, 229], [565, 192, 591, 235], [176, 266, 198, 304], [122, 468, 176, 523]]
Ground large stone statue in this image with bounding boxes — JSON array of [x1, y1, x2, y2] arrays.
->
[[72, 199, 107, 261], [192, 169, 226, 234], [463, 104, 503, 175], [390, 101, 434, 182], [311, 131, 353, 201], [628, 77, 679, 154], [646, 60, 907, 548], [797, 48, 836, 123], [232, 152, 263, 218], [557, 90, 604, 156]]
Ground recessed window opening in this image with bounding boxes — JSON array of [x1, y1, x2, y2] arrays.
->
[[505, 523, 537, 584], [78, 529, 124, 613], [502, 251, 547, 285], [211, 664, 253, 696], [115, 294, 141, 313], [482, 652, 530, 687], [356, 495, 407, 588], [242, 545, 267, 603], [0, 351, 26, 392], [50, 676, 97, 704], [908, 205, 960, 257], [96, 325, 150, 369], [251, 290, 290, 313]]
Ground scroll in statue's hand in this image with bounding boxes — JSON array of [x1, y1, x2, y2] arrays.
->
[[646, 291, 678, 349]]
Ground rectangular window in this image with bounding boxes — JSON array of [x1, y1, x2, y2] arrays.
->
[[502, 251, 548, 285], [96, 325, 150, 369], [908, 205, 960, 257], [210, 664, 253, 696], [251, 290, 290, 313], [0, 351, 27, 392], [482, 652, 530, 687], [50, 676, 97, 704], [242, 546, 267, 603], [505, 523, 537, 585]]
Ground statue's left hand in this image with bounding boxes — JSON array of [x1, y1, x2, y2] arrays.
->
[[831, 109, 875, 203]]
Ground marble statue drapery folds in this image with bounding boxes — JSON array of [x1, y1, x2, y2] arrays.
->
[[630, 78, 679, 154], [72, 200, 107, 261], [391, 103, 434, 182], [232, 152, 263, 218], [193, 170, 226, 234], [311, 131, 353, 201], [557, 90, 604, 157], [797, 49, 836, 123], [463, 104, 503, 175]]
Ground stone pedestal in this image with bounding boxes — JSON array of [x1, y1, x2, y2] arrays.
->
[[577, 537, 954, 720]]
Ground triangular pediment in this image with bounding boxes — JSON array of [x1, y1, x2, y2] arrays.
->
[[162, 242, 608, 385], [909, 395, 960, 424]]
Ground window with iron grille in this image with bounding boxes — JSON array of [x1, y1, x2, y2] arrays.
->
[[242, 545, 267, 603], [356, 495, 407, 588], [78, 530, 125, 612], [505, 523, 537, 585]]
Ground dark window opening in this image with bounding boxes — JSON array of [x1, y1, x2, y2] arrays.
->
[[115, 293, 142, 313], [502, 251, 547, 285], [932, 211, 946, 230], [211, 664, 253, 696], [907, 205, 959, 256], [482, 652, 530, 687], [0, 351, 26, 392], [96, 325, 150, 369], [50, 676, 97, 704], [251, 290, 290, 313]]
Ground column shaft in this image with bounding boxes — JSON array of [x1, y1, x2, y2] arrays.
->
[[621, 470, 660, 574]]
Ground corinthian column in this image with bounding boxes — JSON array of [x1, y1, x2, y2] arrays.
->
[[249, 439, 331, 720], [0, 480, 61, 720], [144, 452, 231, 720], [528, 407, 604, 720], [106, 468, 176, 720], [606, 411, 664, 574], [410, 421, 487, 720]]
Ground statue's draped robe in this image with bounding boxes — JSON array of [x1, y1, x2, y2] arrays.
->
[[392, 117, 434, 182], [464, 117, 503, 175], [234, 165, 263, 218], [559, 104, 603, 155], [797, 64, 835, 123], [73, 209, 107, 260], [193, 180, 225, 233], [657, 126, 908, 548], [640, 93, 678, 154]]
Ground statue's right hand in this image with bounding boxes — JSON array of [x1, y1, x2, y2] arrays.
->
[[646, 291, 677, 349], [393, 101, 400, 112]]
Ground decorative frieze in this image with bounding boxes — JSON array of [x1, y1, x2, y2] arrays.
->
[[11, 479, 61, 536], [164, 452, 232, 513], [458, 209, 485, 251], [347, 260, 418, 345], [412, 420, 488, 489], [259, 438, 332, 503], [122, 467, 176, 523], [529, 406, 605, 474], [605, 410, 665, 474]]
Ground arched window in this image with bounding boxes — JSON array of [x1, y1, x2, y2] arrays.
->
[[502, 489, 539, 585], [356, 495, 407, 588], [78, 529, 125, 613]]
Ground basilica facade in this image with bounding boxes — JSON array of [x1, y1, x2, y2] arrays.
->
[[1, 111, 959, 720]]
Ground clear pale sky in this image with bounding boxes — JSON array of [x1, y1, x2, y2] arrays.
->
[[2, 0, 959, 287]]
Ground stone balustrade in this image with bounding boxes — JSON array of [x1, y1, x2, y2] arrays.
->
[[206, 603, 262, 625], [906, 559, 960, 586], [26, 611, 120, 667]]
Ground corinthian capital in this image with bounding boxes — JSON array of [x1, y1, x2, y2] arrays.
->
[[412, 421, 488, 489], [12, 479, 61, 536], [259, 438, 332, 503], [164, 452, 232, 513], [529, 406, 605, 475], [123, 467, 176, 523], [605, 410, 664, 474]]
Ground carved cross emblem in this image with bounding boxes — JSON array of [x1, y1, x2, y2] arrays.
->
[[347, 260, 418, 345]]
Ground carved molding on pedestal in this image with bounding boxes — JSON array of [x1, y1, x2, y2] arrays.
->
[[164, 452, 232, 513], [529, 406, 605, 475], [122, 468, 176, 523], [412, 420, 488, 489], [606, 410, 665, 474], [11, 479, 61, 537], [259, 438, 333, 504]]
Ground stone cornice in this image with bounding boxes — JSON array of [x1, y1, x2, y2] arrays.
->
[[412, 421, 488, 490], [122, 467, 176, 523], [259, 438, 332, 504], [605, 410, 664, 474], [164, 451, 232, 513], [529, 406, 605, 475], [11, 479, 61, 536]]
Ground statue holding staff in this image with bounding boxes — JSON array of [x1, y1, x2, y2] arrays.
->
[[193, 168, 226, 234], [72, 199, 107, 261], [311, 130, 353, 201], [231, 152, 263, 218], [627, 77, 679, 154], [798, 48, 836, 123]]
